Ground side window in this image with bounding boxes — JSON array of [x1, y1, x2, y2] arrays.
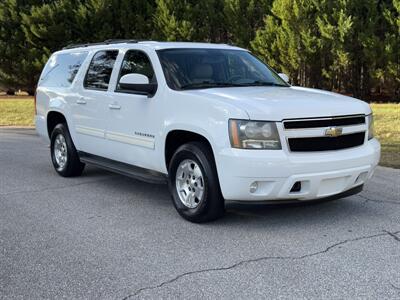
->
[[116, 50, 156, 91], [84, 50, 119, 90], [39, 52, 88, 87]]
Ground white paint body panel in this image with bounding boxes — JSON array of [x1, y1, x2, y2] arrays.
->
[[35, 41, 380, 202]]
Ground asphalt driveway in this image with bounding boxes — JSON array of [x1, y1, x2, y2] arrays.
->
[[0, 128, 399, 299]]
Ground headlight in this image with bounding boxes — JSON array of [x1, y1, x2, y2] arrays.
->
[[229, 119, 281, 149], [367, 114, 374, 140]]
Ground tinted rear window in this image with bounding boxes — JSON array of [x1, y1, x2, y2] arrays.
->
[[84, 50, 119, 90], [39, 52, 88, 87]]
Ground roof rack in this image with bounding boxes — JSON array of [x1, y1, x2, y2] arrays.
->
[[63, 39, 138, 50]]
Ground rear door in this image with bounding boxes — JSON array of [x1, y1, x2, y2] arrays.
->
[[71, 50, 119, 157]]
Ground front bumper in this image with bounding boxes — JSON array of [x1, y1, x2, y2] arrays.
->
[[216, 139, 380, 201]]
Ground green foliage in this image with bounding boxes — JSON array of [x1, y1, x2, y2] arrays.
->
[[251, 0, 322, 86], [251, 0, 399, 99], [0, 0, 39, 93], [316, 0, 353, 91], [20, 0, 81, 88], [0, 0, 157, 92], [383, 0, 400, 95], [223, 0, 272, 48], [0, 0, 398, 100], [74, 0, 156, 41], [154, 0, 226, 41]]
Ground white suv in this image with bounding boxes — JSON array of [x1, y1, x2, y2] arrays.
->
[[35, 40, 380, 222]]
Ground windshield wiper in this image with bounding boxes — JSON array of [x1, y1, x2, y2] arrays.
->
[[180, 82, 243, 90], [238, 81, 287, 87], [180, 81, 287, 90]]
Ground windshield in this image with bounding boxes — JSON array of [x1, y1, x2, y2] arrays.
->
[[157, 48, 289, 90]]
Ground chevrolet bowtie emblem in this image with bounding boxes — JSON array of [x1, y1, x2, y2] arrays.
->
[[325, 127, 343, 137]]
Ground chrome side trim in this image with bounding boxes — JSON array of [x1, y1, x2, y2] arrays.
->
[[105, 131, 155, 149], [75, 125, 105, 138], [75, 126, 155, 148]]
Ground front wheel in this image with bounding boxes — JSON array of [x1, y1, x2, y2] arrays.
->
[[50, 123, 85, 177], [168, 142, 224, 223]]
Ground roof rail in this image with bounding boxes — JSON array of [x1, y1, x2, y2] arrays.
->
[[63, 39, 138, 50], [103, 39, 138, 44]]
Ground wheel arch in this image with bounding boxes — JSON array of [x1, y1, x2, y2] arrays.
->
[[47, 110, 68, 138], [164, 129, 216, 170]]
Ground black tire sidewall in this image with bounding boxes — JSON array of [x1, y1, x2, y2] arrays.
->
[[50, 123, 82, 177], [168, 142, 224, 222]]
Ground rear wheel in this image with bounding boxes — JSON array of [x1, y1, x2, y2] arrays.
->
[[50, 123, 85, 177], [168, 142, 224, 223]]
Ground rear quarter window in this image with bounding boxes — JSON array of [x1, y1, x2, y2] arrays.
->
[[83, 50, 119, 90], [39, 52, 88, 88]]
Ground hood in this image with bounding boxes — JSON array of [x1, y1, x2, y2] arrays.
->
[[186, 86, 371, 121]]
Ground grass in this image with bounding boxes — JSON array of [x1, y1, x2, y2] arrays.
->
[[371, 103, 400, 168], [0, 97, 399, 168], [0, 97, 34, 126]]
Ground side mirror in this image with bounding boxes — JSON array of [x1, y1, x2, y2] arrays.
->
[[278, 73, 289, 83], [119, 73, 157, 97]]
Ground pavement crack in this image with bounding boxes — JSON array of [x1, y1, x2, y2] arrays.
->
[[122, 230, 399, 299], [384, 230, 400, 242], [390, 282, 400, 291]]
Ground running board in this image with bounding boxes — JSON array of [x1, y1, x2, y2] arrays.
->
[[78, 151, 167, 184]]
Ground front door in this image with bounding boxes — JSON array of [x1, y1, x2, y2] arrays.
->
[[105, 49, 162, 171]]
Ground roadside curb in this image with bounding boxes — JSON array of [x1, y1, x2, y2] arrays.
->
[[0, 126, 35, 129]]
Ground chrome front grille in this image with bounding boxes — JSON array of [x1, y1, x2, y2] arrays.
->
[[283, 115, 365, 129], [282, 115, 367, 152]]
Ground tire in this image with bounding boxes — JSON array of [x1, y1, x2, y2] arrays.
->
[[168, 142, 225, 223], [50, 123, 85, 177]]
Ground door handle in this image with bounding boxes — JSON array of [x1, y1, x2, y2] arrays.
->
[[108, 103, 121, 110], [76, 98, 87, 105]]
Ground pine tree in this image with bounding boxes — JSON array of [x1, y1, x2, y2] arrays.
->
[[0, 0, 36, 93], [154, 0, 226, 42], [74, 0, 156, 42], [251, 0, 399, 99], [251, 0, 322, 87], [0, 0, 398, 99], [383, 0, 400, 99], [316, 0, 353, 92], [19, 0, 82, 92], [224, 0, 271, 48], [18, 0, 157, 92]]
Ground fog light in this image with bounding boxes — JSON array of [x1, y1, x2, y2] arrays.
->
[[290, 181, 302, 193], [250, 182, 258, 193]]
